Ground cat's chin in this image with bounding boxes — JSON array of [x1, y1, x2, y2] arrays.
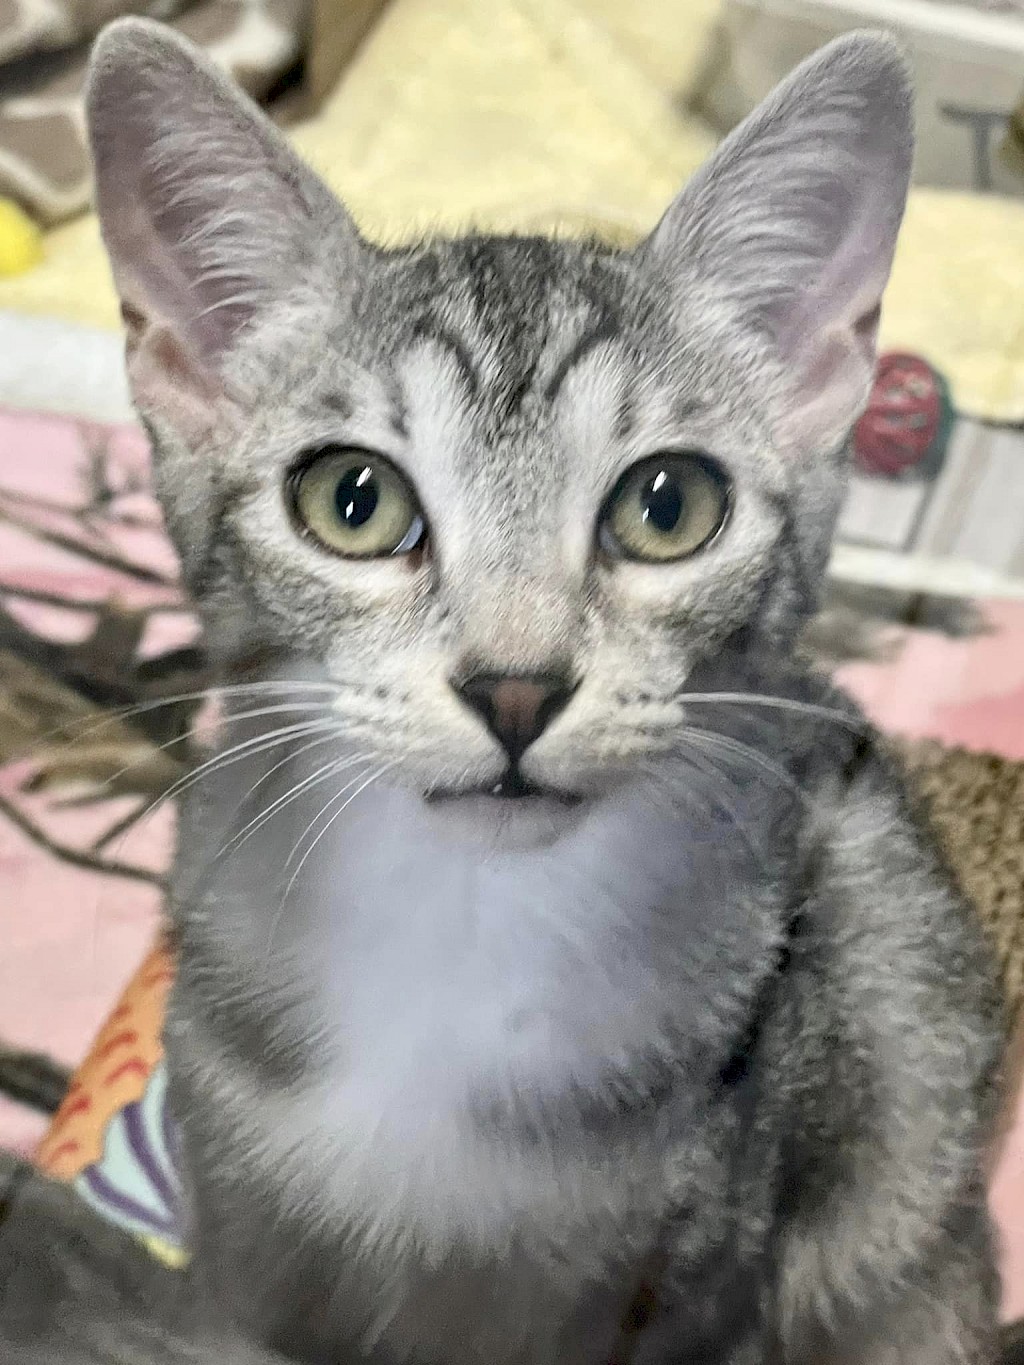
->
[[422, 781, 585, 851]]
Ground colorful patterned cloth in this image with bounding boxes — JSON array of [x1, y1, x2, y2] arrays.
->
[[36, 941, 187, 1267]]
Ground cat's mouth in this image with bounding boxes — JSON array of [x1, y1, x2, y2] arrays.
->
[[427, 769, 581, 806], [422, 769, 586, 848]]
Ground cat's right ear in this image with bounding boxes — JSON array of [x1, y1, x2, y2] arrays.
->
[[87, 18, 355, 432]]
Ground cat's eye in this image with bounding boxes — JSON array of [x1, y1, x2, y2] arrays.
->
[[599, 452, 731, 563], [289, 448, 425, 559]]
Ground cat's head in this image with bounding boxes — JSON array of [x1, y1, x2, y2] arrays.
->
[[87, 21, 911, 835]]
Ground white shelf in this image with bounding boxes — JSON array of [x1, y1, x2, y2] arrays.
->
[[829, 542, 1024, 599]]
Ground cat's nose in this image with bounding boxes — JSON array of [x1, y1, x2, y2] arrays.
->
[[454, 671, 575, 763]]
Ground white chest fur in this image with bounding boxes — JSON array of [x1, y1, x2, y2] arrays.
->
[[178, 780, 770, 1363], [184, 780, 775, 1365], [243, 790, 700, 1259]]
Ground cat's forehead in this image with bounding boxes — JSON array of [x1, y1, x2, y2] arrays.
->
[[350, 234, 640, 403], [385, 234, 629, 332], [321, 232, 767, 478], [317, 232, 743, 452]]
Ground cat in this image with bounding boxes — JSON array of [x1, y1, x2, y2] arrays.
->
[[0, 16, 1003, 1365], [0, 1150, 287, 1364]]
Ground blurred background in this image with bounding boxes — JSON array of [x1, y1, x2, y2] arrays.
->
[[0, 0, 1022, 1319]]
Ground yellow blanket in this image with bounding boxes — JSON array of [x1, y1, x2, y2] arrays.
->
[[3, 0, 1022, 422]]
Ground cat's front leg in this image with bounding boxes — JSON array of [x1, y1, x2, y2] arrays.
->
[[635, 746, 1001, 1365], [0, 1153, 289, 1365], [766, 750, 1002, 1364]]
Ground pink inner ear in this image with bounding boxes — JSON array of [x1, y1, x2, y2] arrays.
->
[[128, 322, 235, 448], [146, 327, 222, 399], [89, 22, 346, 378], [776, 312, 879, 457], [769, 217, 894, 453], [853, 304, 882, 351]]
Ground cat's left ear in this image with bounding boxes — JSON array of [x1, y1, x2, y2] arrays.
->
[[640, 32, 913, 455], [87, 18, 357, 430]]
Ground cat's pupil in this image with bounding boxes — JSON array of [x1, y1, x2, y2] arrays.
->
[[641, 469, 683, 534], [336, 465, 379, 529]]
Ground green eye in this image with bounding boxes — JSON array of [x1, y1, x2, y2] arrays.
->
[[600, 452, 731, 563], [290, 448, 425, 559]]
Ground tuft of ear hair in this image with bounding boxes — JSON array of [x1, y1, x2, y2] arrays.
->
[[640, 32, 914, 457], [87, 18, 354, 393]]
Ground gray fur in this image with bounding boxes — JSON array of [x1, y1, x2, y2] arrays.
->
[[0, 1153, 287, 1363], [0, 18, 1002, 1365]]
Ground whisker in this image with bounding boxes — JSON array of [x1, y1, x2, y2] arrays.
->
[[212, 726, 343, 845], [686, 727, 808, 805], [678, 747, 744, 827], [283, 763, 385, 875], [677, 692, 860, 728], [80, 701, 336, 801], [282, 760, 396, 891], [676, 745, 765, 865], [29, 678, 346, 751], [261, 759, 386, 967], [109, 719, 338, 850], [162, 720, 340, 808], [217, 749, 372, 860]]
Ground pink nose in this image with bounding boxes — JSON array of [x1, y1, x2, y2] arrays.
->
[[455, 672, 574, 762]]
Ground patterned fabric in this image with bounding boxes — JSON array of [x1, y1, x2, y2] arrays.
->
[[36, 941, 187, 1267], [75, 1059, 186, 1266], [0, 0, 308, 225]]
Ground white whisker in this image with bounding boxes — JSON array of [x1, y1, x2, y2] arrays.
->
[[41, 678, 346, 749], [281, 760, 397, 895], [86, 701, 335, 800], [261, 759, 390, 968], [686, 727, 808, 805], [678, 691, 859, 728], [677, 744, 764, 865], [114, 720, 337, 845], [212, 726, 344, 846], [218, 749, 372, 860]]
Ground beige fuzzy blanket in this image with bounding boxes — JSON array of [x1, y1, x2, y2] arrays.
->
[[0, 0, 306, 224]]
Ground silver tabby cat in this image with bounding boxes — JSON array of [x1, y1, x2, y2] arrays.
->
[[0, 17, 1002, 1365]]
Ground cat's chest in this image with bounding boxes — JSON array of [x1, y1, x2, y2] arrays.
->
[[176, 795, 770, 1361], [202, 945, 672, 1364], [259, 906, 670, 1257], [189, 796, 761, 1253], [303, 814, 690, 1113]]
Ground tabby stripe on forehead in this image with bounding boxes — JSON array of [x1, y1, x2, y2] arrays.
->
[[386, 374, 409, 439], [542, 311, 620, 405], [410, 316, 480, 400]]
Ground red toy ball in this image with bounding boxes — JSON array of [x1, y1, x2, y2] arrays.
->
[[853, 352, 949, 478]]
